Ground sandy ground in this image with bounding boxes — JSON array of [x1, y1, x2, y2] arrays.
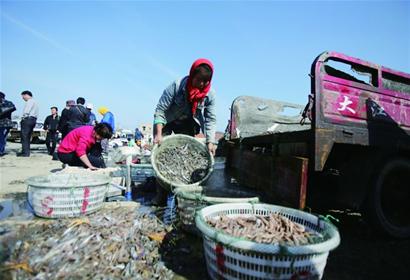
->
[[0, 142, 62, 199]]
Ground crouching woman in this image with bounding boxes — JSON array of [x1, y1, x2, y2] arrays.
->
[[57, 123, 112, 170]]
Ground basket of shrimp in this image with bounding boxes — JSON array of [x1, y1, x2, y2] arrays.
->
[[195, 203, 340, 280]]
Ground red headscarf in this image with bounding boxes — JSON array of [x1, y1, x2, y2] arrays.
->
[[186, 58, 214, 114]]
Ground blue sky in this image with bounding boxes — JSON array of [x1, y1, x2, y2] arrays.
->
[[1, 0, 409, 131]]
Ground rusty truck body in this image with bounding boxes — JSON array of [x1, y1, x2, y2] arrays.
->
[[225, 51, 410, 238]]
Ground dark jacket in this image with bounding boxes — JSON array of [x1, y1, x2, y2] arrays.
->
[[66, 105, 90, 132], [0, 99, 16, 128], [59, 108, 71, 135], [44, 115, 60, 131]]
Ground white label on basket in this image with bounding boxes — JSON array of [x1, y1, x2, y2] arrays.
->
[[81, 187, 90, 214], [41, 195, 54, 216]]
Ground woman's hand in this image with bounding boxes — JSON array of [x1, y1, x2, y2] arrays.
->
[[154, 123, 163, 144], [154, 134, 163, 145], [207, 143, 216, 156], [79, 154, 99, 170]]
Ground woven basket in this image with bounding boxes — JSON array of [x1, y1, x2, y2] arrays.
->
[[27, 173, 111, 218], [176, 188, 259, 234], [195, 203, 340, 280]]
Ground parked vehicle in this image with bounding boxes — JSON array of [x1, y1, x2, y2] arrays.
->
[[8, 118, 47, 144], [109, 137, 131, 148], [225, 51, 410, 238]]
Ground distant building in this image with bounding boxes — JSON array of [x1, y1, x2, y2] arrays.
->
[[139, 124, 153, 145]]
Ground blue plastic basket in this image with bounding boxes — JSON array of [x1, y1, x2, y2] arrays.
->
[[121, 164, 155, 183]]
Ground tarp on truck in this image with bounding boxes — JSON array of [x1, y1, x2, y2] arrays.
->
[[228, 96, 310, 139]]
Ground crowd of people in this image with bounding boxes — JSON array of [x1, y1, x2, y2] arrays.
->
[[0, 58, 217, 175], [0, 91, 116, 168]]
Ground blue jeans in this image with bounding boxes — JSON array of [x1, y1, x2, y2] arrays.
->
[[0, 127, 10, 154]]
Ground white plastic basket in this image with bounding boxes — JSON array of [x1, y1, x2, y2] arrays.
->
[[195, 203, 340, 280], [27, 174, 111, 218], [176, 189, 259, 234]]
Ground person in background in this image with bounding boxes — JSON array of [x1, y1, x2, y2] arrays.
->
[[136, 139, 142, 148], [18, 90, 39, 157], [59, 100, 75, 140], [66, 97, 89, 133], [0, 92, 16, 157], [142, 144, 151, 156], [98, 106, 115, 153], [86, 103, 97, 126], [153, 58, 216, 155], [127, 136, 135, 147], [43, 106, 59, 155], [57, 123, 113, 169], [134, 127, 144, 142], [98, 106, 115, 132], [132, 139, 141, 154]]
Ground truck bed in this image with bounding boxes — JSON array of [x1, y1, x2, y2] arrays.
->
[[225, 127, 312, 209]]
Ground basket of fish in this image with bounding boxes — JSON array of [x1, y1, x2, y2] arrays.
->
[[27, 173, 111, 218], [151, 134, 214, 191], [176, 188, 259, 234], [195, 203, 340, 280]]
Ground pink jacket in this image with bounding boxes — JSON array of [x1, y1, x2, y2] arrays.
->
[[58, 126, 96, 157]]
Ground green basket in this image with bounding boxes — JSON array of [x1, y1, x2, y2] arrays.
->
[[151, 134, 214, 192], [176, 188, 259, 235]]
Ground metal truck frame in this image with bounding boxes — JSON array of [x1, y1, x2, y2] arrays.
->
[[225, 51, 410, 238]]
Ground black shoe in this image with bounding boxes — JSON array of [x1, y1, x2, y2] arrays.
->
[[17, 153, 29, 157]]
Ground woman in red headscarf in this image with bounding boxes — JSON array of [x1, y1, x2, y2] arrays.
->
[[154, 58, 217, 155]]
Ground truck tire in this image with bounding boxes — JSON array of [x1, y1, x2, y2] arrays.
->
[[366, 157, 410, 238]]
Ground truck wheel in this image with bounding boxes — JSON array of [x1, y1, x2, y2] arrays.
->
[[367, 157, 410, 238]]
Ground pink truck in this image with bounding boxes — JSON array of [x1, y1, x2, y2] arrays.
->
[[225, 51, 410, 238]]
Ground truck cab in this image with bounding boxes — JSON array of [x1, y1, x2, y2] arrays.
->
[[225, 51, 410, 238]]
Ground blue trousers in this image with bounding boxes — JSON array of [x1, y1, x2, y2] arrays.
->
[[0, 127, 10, 154]]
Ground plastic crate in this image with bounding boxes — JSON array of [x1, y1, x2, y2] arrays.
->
[[121, 164, 155, 183]]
